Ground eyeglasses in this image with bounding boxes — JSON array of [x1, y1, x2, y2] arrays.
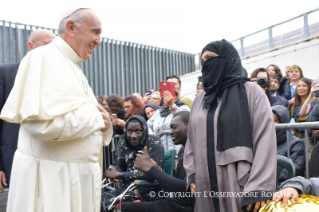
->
[[150, 97, 159, 100], [123, 105, 132, 109]]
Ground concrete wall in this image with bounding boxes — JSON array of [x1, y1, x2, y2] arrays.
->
[[181, 36, 319, 101], [242, 36, 319, 79], [180, 70, 202, 101]]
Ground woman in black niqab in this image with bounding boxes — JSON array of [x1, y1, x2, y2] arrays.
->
[[199, 39, 272, 212]]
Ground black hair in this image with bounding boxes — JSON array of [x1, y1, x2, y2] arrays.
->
[[172, 111, 190, 125], [166, 75, 181, 85], [269, 74, 281, 82]]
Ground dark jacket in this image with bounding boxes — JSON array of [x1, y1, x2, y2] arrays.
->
[[143, 103, 159, 121], [113, 109, 126, 135], [115, 115, 164, 184], [272, 105, 305, 182], [278, 77, 293, 101], [0, 62, 20, 186], [272, 94, 289, 108]]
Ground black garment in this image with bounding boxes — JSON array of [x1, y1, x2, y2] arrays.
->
[[278, 77, 292, 101], [159, 98, 185, 117], [122, 146, 194, 212], [272, 105, 305, 182], [113, 109, 126, 135], [265, 91, 274, 106], [0, 62, 20, 186], [307, 99, 319, 123], [122, 198, 193, 212], [272, 94, 289, 108], [101, 115, 164, 211], [207, 98, 220, 212], [143, 103, 159, 121], [309, 143, 319, 178], [201, 40, 252, 152]]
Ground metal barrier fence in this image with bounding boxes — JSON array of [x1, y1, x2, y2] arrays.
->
[[103, 134, 124, 170], [0, 20, 196, 97], [275, 121, 319, 179]]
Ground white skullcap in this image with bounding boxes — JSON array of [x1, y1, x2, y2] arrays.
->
[[59, 5, 91, 22]]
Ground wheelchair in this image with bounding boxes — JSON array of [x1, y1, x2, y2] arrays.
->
[[101, 149, 175, 212]]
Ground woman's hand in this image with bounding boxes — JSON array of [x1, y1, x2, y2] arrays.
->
[[285, 66, 291, 78], [310, 82, 318, 96], [289, 97, 295, 106], [247, 201, 266, 212], [150, 132, 157, 136], [272, 187, 299, 206], [116, 118, 126, 128], [190, 183, 196, 194], [163, 91, 174, 108]]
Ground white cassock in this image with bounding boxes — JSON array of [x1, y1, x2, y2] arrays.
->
[[0, 37, 112, 212]]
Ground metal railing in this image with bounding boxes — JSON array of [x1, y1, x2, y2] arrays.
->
[[275, 121, 319, 179], [195, 8, 319, 71], [0, 20, 196, 97], [103, 134, 124, 170], [231, 7, 319, 58]]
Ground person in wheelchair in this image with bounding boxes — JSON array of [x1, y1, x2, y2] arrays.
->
[[101, 115, 164, 211], [121, 111, 194, 212]]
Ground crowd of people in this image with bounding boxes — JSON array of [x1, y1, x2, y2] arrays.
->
[[0, 6, 319, 212]]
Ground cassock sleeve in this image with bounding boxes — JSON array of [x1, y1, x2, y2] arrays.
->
[[23, 102, 111, 143], [241, 92, 277, 210]]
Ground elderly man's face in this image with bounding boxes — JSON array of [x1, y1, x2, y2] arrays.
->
[[73, 11, 102, 61], [150, 93, 160, 107]]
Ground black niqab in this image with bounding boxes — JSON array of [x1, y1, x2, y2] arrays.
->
[[201, 39, 252, 151]]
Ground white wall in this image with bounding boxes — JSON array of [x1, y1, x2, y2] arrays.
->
[[180, 36, 319, 100], [242, 36, 319, 79], [180, 70, 202, 101]]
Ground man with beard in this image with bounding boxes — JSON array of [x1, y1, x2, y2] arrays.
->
[[269, 75, 289, 107], [121, 111, 194, 212], [102, 115, 164, 211]]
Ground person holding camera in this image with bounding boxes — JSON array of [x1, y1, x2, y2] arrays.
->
[[250, 68, 274, 105], [299, 81, 319, 116], [101, 115, 164, 211]]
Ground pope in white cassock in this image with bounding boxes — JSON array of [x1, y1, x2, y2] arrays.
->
[[0, 8, 113, 212]]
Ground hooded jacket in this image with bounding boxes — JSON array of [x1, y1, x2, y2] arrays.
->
[[115, 115, 164, 184], [142, 103, 159, 121], [272, 105, 305, 182]]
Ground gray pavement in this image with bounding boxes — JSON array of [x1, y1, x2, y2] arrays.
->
[[0, 191, 8, 212]]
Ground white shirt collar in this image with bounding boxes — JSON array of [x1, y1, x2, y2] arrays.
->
[[52, 36, 82, 64]]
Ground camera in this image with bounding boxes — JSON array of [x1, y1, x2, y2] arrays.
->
[[257, 77, 267, 88], [315, 90, 319, 97]]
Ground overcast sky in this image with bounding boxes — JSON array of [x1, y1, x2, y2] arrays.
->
[[0, 0, 318, 53]]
